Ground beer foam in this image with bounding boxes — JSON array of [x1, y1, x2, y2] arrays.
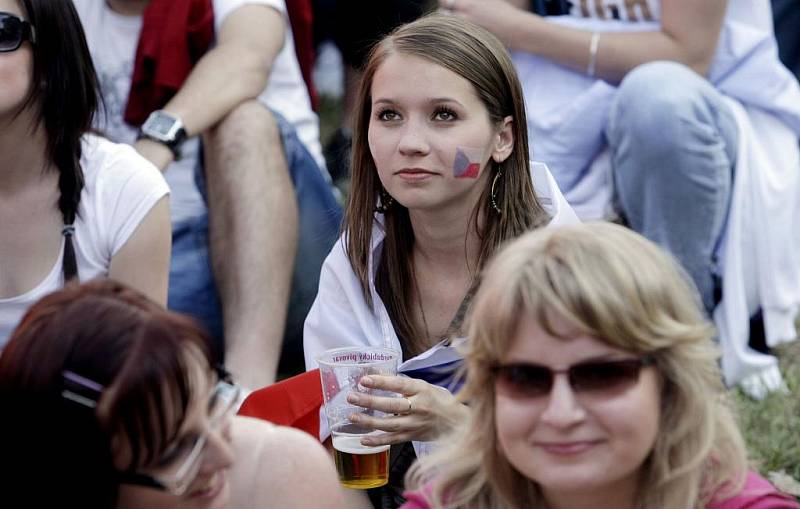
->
[[332, 434, 390, 455]]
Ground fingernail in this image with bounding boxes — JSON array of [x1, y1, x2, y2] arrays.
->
[[361, 376, 373, 385], [347, 393, 361, 404], [349, 413, 360, 422], [361, 437, 374, 446]]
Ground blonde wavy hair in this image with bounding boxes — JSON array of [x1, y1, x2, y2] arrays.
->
[[406, 222, 747, 508]]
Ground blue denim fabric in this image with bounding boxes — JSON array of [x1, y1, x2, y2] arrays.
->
[[606, 61, 739, 314], [168, 213, 226, 360], [169, 111, 343, 373]]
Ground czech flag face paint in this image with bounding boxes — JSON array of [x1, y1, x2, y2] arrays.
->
[[367, 53, 503, 214], [453, 147, 485, 179]]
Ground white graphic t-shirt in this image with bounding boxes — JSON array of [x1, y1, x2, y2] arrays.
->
[[566, 0, 660, 22], [75, 6, 203, 225], [73, 0, 325, 226]]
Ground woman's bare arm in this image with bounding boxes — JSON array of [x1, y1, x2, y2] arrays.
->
[[444, 0, 728, 81], [108, 196, 171, 306], [230, 417, 366, 508]]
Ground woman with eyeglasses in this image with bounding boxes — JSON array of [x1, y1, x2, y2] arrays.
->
[[0, 279, 346, 508], [0, 0, 170, 346], [402, 223, 799, 509]]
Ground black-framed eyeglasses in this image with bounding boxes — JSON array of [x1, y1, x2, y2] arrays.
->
[[117, 366, 241, 496], [0, 12, 36, 53], [491, 355, 656, 399]]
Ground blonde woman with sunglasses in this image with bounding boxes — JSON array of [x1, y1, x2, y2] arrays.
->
[[403, 223, 799, 509], [0, 280, 346, 508]]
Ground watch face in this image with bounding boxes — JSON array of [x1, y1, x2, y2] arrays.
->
[[143, 111, 184, 142], [149, 114, 176, 136]]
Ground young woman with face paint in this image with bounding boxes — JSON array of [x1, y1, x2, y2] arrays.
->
[[303, 13, 579, 506]]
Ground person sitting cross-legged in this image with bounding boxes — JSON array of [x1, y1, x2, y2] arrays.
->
[[74, 0, 343, 389]]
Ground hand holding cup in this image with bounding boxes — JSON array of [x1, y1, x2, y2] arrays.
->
[[346, 374, 469, 445]]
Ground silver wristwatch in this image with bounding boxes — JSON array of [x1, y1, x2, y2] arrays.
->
[[139, 110, 187, 160]]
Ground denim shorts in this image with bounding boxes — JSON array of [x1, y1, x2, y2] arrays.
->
[[168, 110, 343, 373]]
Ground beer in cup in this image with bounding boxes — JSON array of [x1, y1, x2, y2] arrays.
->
[[317, 347, 400, 489], [331, 423, 391, 489]]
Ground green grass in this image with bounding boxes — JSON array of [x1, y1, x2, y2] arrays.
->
[[731, 336, 800, 497]]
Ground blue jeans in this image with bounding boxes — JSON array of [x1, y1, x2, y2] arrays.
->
[[168, 112, 343, 373], [606, 61, 739, 313]]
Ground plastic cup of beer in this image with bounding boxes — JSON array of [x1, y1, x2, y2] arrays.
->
[[317, 346, 400, 489]]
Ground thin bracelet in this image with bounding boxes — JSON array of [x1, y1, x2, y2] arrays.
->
[[587, 32, 600, 78]]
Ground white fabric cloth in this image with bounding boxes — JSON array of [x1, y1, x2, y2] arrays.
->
[[0, 135, 169, 347], [512, 0, 800, 390], [714, 100, 800, 396], [73, 0, 324, 225], [303, 162, 580, 441]]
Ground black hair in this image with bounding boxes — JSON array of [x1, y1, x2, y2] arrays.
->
[[19, 0, 101, 282]]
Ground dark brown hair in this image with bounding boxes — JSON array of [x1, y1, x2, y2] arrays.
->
[[19, 0, 101, 281], [0, 279, 215, 506], [344, 14, 550, 356]]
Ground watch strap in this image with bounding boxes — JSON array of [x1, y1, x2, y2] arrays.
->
[[138, 125, 187, 160]]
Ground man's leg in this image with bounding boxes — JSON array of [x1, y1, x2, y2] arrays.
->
[[606, 61, 739, 314], [274, 112, 343, 377], [202, 101, 299, 390]]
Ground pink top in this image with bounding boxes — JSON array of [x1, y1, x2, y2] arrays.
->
[[401, 481, 436, 509], [710, 472, 799, 509], [400, 472, 799, 509], [400, 489, 433, 509]]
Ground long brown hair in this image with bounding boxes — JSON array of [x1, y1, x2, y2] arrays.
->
[[344, 14, 550, 357]]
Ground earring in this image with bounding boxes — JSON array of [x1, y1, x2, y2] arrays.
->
[[375, 187, 395, 213], [490, 170, 503, 214]]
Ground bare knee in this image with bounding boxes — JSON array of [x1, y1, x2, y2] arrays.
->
[[204, 100, 282, 162]]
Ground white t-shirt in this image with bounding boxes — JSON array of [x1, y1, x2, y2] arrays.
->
[[73, 0, 324, 225], [0, 135, 170, 347]]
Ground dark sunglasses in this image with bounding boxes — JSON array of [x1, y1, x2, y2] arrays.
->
[[491, 355, 656, 398], [0, 12, 36, 53]]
